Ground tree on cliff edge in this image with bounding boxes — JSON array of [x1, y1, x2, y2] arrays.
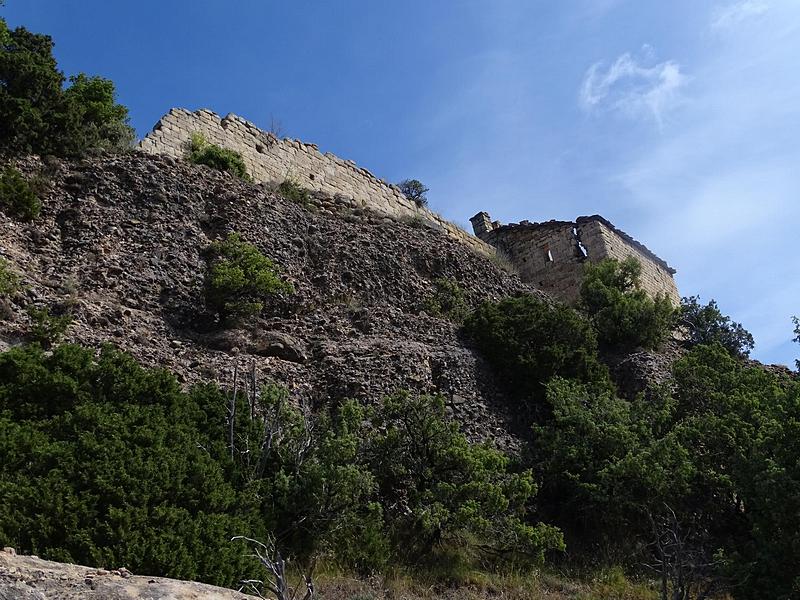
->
[[397, 179, 429, 207], [0, 17, 134, 157]]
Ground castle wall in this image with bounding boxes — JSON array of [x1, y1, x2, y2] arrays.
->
[[480, 221, 587, 304], [577, 217, 680, 305], [473, 214, 680, 306], [139, 108, 491, 255]]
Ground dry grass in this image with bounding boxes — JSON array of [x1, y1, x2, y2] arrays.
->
[[311, 566, 660, 600], [487, 248, 520, 276]]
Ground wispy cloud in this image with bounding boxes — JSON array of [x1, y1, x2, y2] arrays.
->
[[579, 48, 688, 127], [711, 0, 769, 31], [612, 1, 800, 364]]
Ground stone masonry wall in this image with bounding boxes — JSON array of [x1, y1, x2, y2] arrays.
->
[[472, 213, 680, 306], [478, 221, 587, 304], [577, 217, 680, 305], [139, 108, 491, 255]]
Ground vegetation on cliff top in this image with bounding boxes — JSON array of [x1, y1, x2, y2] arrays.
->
[[187, 132, 252, 181], [0, 17, 133, 157]]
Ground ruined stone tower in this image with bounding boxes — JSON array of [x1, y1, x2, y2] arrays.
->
[[470, 212, 679, 305]]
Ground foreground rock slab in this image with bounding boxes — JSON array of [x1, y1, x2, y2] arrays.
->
[[0, 549, 249, 600]]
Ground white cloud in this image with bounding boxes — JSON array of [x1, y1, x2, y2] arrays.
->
[[711, 1, 769, 31], [610, 2, 800, 365], [579, 49, 688, 126]]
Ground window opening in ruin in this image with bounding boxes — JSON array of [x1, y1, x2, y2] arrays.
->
[[573, 227, 589, 258], [256, 143, 265, 154], [544, 245, 554, 262]]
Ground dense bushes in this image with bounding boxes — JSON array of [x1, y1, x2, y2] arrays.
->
[[366, 392, 564, 564], [462, 263, 800, 598], [204, 233, 293, 321], [187, 133, 251, 180], [0, 344, 254, 586], [0, 343, 559, 587], [0, 18, 133, 157], [580, 257, 676, 350], [527, 344, 800, 599], [0, 166, 41, 220], [463, 294, 610, 410]]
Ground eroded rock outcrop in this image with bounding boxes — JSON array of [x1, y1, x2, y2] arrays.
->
[[0, 152, 545, 449], [0, 548, 249, 599]]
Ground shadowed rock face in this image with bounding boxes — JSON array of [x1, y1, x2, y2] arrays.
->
[[0, 548, 249, 599], [0, 152, 547, 450]]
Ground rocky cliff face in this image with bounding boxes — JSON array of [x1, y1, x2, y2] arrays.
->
[[0, 152, 546, 449]]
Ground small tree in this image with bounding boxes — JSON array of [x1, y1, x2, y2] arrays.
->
[[422, 277, 469, 323], [792, 316, 800, 370], [277, 179, 310, 205], [463, 293, 610, 411], [679, 296, 754, 358], [0, 258, 20, 298], [0, 18, 133, 157], [232, 536, 315, 600], [365, 392, 564, 562], [580, 257, 676, 351], [397, 179, 429, 207], [26, 306, 71, 348], [205, 233, 293, 322]]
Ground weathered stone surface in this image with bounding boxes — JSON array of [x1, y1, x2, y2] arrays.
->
[[252, 331, 308, 363], [0, 153, 542, 451], [0, 549, 249, 599]]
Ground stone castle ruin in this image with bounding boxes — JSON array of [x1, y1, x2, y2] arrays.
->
[[140, 108, 679, 305], [470, 212, 679, 305]]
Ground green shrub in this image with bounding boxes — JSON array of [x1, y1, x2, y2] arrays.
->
[[188, 133, 251, 181], [0, 18, 134, 157], [0, 167, 41, 221], [26, 306, 71, 347], [0, 344, 256, 587], [277, 178, 311, 205], [0, 258, 21, 297], [423, 277, 469, 323], [679, 296, 754, 358], [579, 257, 676, 351], [463, 294, 610, 412], [205, 233, 293, 321], [365, 392, 564, 563], [61, 73, 135, 153], [399, 214, 425, 228]]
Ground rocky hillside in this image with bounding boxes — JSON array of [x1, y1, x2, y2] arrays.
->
[[0, 151, 548, 449]]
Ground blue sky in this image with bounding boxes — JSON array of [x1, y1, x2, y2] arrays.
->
[[3, 0, 799, 366]]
